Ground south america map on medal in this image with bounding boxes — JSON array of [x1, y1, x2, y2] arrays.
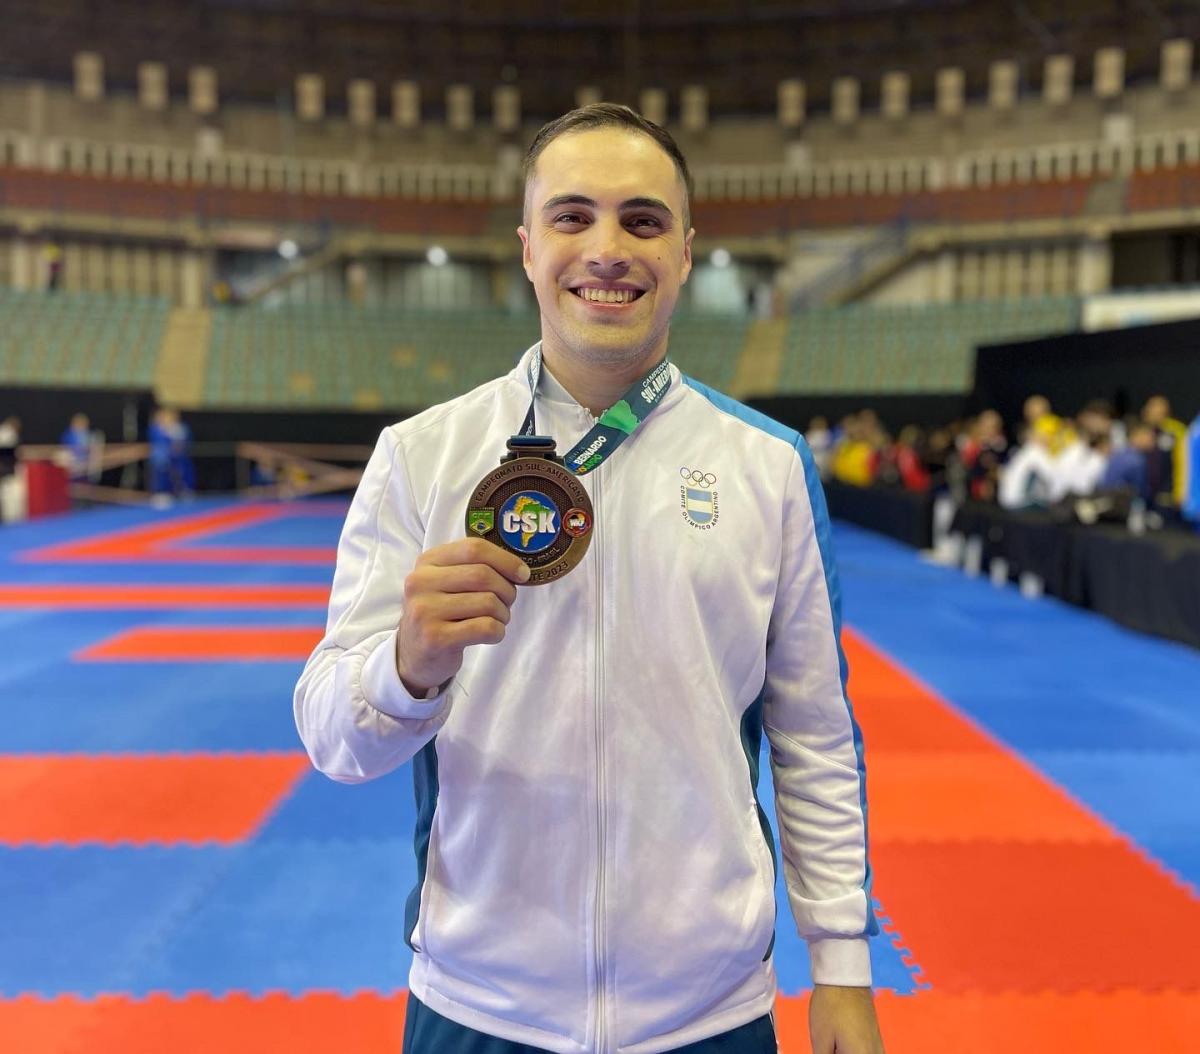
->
[[508, 494, 555, 551], [465, 452, 594, 585]]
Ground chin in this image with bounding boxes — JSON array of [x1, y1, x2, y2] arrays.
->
[[576, 329, 663, 367]]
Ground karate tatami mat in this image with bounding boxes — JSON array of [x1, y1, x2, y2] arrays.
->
[[0, 499, 1196, 1052]]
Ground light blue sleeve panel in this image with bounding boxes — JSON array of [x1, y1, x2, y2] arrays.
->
[[682, 376, 877, 986]]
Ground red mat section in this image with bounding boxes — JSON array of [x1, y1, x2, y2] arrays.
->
[[22, 506, 337, 565], [777, 989, 1200, 1053], [4, 989, 1198, 1053], [0, 584, 329, 608], [871, 840, 1200, 993], [0, 753, 310, 845], [0, 992, 407, 1054], [866, 752, 1118, 843], [23, 507, 286, 561], [76, 626, 324, 662], [844, 626, 1200, 1007]]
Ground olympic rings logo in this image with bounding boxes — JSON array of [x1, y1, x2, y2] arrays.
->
[[680, 467, 717, 488]]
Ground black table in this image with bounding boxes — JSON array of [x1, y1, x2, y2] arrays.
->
[[823, 480, 934, 550], [951, 501, 1200, 650]]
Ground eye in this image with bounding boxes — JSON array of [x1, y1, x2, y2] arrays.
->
[[554, 213, 586, 225], [628, 216, 662, 229]]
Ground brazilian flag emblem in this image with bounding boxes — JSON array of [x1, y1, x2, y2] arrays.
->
[[468, 508, 494, 535]]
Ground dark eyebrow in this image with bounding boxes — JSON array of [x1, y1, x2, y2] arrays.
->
[[542, 194, 675, 218]]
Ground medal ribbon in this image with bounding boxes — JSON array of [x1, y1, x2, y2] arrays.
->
[[517, 345, 673, 476]]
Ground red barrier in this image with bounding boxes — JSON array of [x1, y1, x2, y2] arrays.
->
[[22, 460, 70, 518]]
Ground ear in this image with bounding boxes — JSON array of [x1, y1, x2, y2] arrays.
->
[[517, 225, 534, 282], [679, 227, 695, 286]]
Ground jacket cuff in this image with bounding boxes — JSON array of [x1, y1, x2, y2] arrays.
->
[[361, 630, 450, 720], [808, 937, 873, 987]]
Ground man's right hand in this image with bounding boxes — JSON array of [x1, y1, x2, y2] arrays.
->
[[395, 538, 531, 695]]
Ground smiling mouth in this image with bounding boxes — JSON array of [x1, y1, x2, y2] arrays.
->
[[570, 288, 646, 305]]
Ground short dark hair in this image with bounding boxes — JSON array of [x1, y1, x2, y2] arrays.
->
[[522, 102, 694, 229]]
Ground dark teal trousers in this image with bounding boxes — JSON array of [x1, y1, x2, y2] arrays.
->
[[402, 994, 777, 1053]]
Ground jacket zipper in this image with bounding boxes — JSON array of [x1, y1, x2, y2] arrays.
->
[[592, 465, 608, 1054]]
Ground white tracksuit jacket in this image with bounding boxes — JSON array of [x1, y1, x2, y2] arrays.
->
[[294, 345, 876, 1054]]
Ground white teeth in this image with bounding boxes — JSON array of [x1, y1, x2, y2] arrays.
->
[[576, 287, 638, 303]]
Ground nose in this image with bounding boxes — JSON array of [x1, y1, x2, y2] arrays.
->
[[585, 215, 632, 275]]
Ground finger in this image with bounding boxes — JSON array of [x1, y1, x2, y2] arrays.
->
[[426, 591, 513, 626], [438, 615, 507, 649], [410, 562, 519, 607], [422, 538, 531, 583]]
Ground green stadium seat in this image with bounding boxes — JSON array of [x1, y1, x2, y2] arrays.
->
[[0, 289, 170, 391], [779, 296, 1079, 395]]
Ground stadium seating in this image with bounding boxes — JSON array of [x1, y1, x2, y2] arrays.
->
[[778, 297, 1080, 394], [1126, 163, 1200, 213], [0, 289, 1078, 409], [661, 314, 750, 393], [202, 305, 748, 411], [2, 165, 1099, 243], [205, 306, 540, 411], [692, 178, 1095, 237], [0, 167, 495, 237], [0, 288, 169, 390]]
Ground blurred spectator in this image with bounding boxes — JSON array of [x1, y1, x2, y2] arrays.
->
[[1142, 395, 1187, 509], [59, 413, 97, 481], [1078, 400, 1118, 445], [924, 427, 958, 497], [1098, 421, 1156, 503], [1052, 412, 1109, 500], [147, 408, 196, 506], [0, 417, 20, 525], [0, 417, 20, 479], [960, 410, 1008, 501], [1024, 394, 1074, 455], [805, 416, 833, 479], [44, 243, 63, 291], [878, 425, 931, 492], [831, 412, 882, 487], [998, 424, 1056, 509]]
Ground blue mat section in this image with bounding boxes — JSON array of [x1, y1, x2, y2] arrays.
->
[[0, 662, 306, 753], [0, 605, 319, 753], [1025, 750, 1200, 849], [0, 846, 234, 996], [0, 497, 338, 582], [189, 516, 345, 548], [834, 526, 1200, 753], [259, 770, 416, 843], [134, 840, 415, 995]]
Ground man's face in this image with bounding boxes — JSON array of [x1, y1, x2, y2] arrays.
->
[[517, 127, 694, 372]]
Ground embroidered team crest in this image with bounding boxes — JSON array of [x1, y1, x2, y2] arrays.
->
[[679, 468, 719, 530]]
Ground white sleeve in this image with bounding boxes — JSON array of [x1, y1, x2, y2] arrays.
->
[[763, 436, 876, 987], [293, 427, 453, 784]]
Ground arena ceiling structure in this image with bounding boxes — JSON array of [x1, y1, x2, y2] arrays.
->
[[1, 0, 1199, 120]]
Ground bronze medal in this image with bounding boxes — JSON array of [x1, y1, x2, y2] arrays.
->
[[466, 438, 594, 585]]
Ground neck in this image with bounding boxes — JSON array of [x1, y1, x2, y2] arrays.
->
[[539, 341, 666, 418]]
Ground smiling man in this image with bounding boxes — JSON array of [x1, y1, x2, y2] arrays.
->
[[516, 123, 693, 415], [295, 103, 884, 1054]]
